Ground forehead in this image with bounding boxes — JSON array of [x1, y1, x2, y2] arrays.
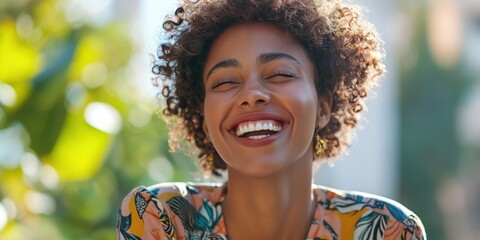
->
[[204, 23, 310, 72]]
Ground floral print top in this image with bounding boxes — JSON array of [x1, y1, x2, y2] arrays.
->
[[116, 183, 426, 240]]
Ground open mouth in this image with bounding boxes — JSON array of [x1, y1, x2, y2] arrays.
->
[[234, 120, 284, 140]]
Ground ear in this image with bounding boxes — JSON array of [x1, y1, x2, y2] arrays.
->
[[317, 91, 333, 129]]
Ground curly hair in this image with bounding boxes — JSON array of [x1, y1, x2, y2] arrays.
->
[[153, 0, 384, 175]]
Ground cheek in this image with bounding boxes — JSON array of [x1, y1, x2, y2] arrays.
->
[[281, 83, 318, 133], [278, 83, 318, 115], [203, 95, 227, 139], [297, 82, 318, 113], [203, 97, 216, 130], [297, 94, 318, 133]]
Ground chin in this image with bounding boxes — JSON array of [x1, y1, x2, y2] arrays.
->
[[227, 156, 293, 178]]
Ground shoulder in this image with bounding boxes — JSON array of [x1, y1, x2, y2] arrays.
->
[[120, 182, 224, 208], [116, 182, 224, 240], [313, 185, 427, 240], [126, 182, 221, 199]]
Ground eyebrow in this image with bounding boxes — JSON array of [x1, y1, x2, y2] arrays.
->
[[257, 52, 300, 65], [206, 59, 240, 79], [205, 52, 301, 79]]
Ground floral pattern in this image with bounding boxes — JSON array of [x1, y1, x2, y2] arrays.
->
[[116, 183, 426, 240]]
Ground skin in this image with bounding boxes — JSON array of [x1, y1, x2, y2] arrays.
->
[[202, 23, 332, 240]]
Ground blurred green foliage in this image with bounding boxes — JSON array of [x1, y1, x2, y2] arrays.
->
[[0, 0, 197, 239]]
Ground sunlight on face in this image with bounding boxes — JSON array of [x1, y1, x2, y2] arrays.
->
[[202, 23, 322, 177]]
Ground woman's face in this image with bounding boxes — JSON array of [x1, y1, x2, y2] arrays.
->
[[202, 23, 330, 177]]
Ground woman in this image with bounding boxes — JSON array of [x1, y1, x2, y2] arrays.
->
[[116, 0, 426, 239]]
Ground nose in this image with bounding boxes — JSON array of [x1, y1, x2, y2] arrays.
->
[[237, 81, 271, 108]]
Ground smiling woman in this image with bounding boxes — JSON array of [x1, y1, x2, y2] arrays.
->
[[116, 0, 427, 239], [202, 23, 323, 177]]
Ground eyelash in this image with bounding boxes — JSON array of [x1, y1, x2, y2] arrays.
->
[[266, 70, 295, 79], [210, 70, 295, 89], [211, 79, 236, 89]]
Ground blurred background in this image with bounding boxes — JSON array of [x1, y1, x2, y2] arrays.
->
[[0, 0, 479, 239]]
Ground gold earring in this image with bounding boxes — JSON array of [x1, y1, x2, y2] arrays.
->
[[206, 152, 215, 170], [204, 135, 215, 170], [315, 135, 326, 157]]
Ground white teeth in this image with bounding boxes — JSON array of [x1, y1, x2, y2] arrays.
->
[[248, 123, 255, 132], [248, 135, 270, 140], [255, 122, 262, 131], [235, 120, 283, 137]]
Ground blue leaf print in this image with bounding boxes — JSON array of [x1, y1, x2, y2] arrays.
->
[[194, 200, 222, 231], [354, 211, 389, 240], [147, 186, 160, 196], [386, 202, 408, 222]]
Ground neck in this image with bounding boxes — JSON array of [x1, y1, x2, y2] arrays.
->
[[223, 155, 315, 240]]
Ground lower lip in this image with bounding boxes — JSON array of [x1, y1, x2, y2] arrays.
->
[[232, 124, 289, 147]]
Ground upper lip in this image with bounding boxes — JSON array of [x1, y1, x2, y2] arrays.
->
[[228, 112, 289, 134]]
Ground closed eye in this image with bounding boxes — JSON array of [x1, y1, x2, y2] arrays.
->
[[210, 79, 238, 90], [266, 71, 296, 80]]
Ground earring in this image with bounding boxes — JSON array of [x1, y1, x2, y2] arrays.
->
[[206, 153, 215, 170], [204, 135, 216, 170], [315, 134, 326, 157]]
